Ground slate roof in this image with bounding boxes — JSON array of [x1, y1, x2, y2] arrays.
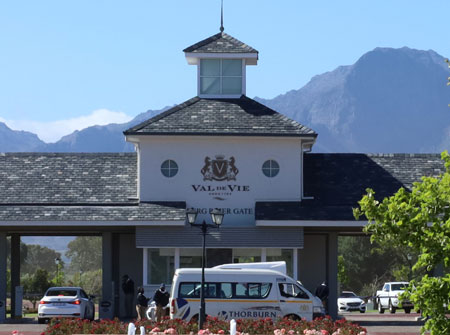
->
[[256, 153, 445, 221], [0, 153, 185, 222], [183, 32, 258, 54], [124, 96, 317, 138], [0, 153, 445, 223]]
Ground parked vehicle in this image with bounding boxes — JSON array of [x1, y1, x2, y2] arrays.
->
[[337, 291, 366, 313], [375, 282, 413, 314], [169, 262, 325, 322], [38, 287, 95, 324]]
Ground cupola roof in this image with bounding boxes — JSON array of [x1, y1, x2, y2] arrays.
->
[[124, 96, 316, 138], [183, 32, 258, 54]]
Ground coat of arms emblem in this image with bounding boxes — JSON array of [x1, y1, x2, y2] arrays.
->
[[201, 155, 239, 181]]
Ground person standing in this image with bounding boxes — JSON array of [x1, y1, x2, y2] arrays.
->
[[315, 281, 330, 314], [122, 274, 135, 318], [153, 283, 170, 322], [136, 286, 150, 321]]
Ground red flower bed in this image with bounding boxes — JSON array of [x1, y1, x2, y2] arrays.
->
[[42, 316, 365, 335]]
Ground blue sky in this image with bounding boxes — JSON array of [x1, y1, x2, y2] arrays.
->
[[1, 0, 449, 142]]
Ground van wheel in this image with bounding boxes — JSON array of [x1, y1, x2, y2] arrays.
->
[[190, 314, 199, 323], [284, 314, 300, 321]]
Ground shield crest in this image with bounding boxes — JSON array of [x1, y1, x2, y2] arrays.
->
[[212, 156, 228, 180]]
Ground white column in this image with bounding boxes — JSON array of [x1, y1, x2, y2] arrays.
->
[[174, 248, 180, 270], [142, 248, 148, 285], [293, 248, 298, 280], [261, 248, 267, 262]]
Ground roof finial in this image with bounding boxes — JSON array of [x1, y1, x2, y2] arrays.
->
[[220, 0, 224, 33]]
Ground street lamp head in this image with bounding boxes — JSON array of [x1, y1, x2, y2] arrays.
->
[[210, 208, 224, 226], [186, 208, 198, 225]]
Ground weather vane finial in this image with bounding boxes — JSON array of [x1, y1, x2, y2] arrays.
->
[[220, 0, 224, 33]]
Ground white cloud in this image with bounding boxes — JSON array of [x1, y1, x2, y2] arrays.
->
[[0, 109, 133, 143]]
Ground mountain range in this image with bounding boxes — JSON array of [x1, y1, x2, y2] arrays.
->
[[1, 47, 450, 153]]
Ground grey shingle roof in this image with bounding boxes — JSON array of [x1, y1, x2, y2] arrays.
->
[[124, 96, 317, 138], [0, 202, 186, 222], [0, 153, 137, 204], [256, 153, 445, 221], [1, 153, 444, 223], [0, 153, 185, 222], [183, 32, 258, 54]]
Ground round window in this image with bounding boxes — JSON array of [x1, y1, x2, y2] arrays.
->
[[262, 160, 280, 178], [161, 160, 178, 178]]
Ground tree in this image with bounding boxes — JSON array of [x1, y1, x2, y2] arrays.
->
[[21, 244, 63, 275], [338, 236, 420, 297], [22, 269, 51, 308], [354, 151, 450, 335], [66, 236, 102, 274]]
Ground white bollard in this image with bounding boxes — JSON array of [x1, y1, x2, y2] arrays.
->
[[140, 326, 146, 335], [128, 322, 136, 335], [230, 319, 236, 335]]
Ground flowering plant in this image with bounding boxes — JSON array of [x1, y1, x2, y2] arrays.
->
[[42, 316, 365, 335]]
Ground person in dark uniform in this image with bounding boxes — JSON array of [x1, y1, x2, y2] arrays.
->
[[315, 281, 330, 314], [136, 286, 150, 321], [122, 274, 135, 318], [153, 283, 170, 322]]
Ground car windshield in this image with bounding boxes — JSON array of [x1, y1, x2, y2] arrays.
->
[[340, 292, 357, 298], [46, 290, 77, 296], [391, 284, 407, 291]]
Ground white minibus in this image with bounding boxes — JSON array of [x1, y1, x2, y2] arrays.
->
[[169, 262, 325, 321]]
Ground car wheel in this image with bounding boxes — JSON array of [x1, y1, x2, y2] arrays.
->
[[405, 308, 411, 314], [38, 318, 46, 324], [389, 300, 396, 314], [378, 300, 385, 314]]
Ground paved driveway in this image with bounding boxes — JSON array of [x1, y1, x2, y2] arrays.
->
[[342, 312, 425, 335]]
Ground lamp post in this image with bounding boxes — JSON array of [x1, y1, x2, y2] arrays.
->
[[186, 208, 224, 330], [55, 257, 61, 285]]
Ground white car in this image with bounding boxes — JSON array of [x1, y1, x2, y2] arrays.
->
[[38, 287, 95, 324], [337, 291, 366, 313]]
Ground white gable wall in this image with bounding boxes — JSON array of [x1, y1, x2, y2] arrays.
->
[[136, 136, 303, 226]]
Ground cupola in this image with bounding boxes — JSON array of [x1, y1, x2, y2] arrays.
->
[[183, 31, 259, 98]]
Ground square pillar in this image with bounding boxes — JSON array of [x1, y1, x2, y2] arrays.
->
[[327, 233, 338, 319], [0, 233, 7, 322], [100, 232, 114, 319], [10, 234, 20, 319]]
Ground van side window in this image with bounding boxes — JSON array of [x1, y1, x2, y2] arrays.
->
[[220, 283, 232, 299], [179, 282, 220, 298], [279, 283, 309, 299], [234, 283, 272, 299], [179, 283, 199, 298]]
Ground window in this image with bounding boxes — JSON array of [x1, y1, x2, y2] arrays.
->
[[235, 282, 272, 299], [161, 160, 178, 178], [200, 59, 242, 95], [147, 248, 174, 285], [178, 283, 226, 299], [233, 248, 261, 263], [267, 249, 293, 277], [180, 248, 203, 268], [178, 282, 271, 299], [262, 160, 280, 178], [278, 283, 309, 299]]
